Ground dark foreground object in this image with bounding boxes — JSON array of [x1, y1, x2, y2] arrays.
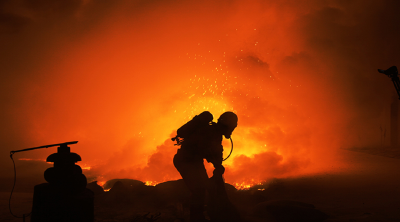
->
[[253, 200, 329, 222], [31, 144, 93, 222], [31, 183, 94, 222], [89, 179, 330, 222], [208, 175, 242, 222]]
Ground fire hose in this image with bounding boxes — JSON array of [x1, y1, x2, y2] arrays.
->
[[9, 153, 31, 221], [223, 137, 233, 161]]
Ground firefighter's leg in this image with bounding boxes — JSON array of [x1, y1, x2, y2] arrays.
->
[[173, 152, 209, 221]]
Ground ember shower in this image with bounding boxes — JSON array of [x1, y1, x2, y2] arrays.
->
[[1, 0, 399, 188]]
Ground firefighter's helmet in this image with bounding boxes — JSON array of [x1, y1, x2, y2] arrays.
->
[[217, 112, 238, 138]]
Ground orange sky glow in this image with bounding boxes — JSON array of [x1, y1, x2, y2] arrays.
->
[[1, 0, 399, 189]]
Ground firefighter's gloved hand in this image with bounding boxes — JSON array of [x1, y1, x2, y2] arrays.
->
[[213, 165, 225, 176]]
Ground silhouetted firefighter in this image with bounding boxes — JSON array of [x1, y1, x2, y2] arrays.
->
[[172, 111, 241, 222]]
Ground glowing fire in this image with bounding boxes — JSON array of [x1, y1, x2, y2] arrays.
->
[[14, 0, 352, 193], [145, 181, 158, 186], [97, 181, 106, 187], [234, 182, 263, 190], [235, 183, 251, 190]]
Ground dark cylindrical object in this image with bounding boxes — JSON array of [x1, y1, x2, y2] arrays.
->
[[31, 183, 94, 222], [32, 144, 93, 221], [177, 111, 213, 138]]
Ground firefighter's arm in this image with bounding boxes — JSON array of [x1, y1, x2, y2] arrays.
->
[[205, 142, 224, 174], [210, 149, 224, 176], [207, 144, 223, 166], [213, 164, 225, 176], [192, 127, 224, 171]]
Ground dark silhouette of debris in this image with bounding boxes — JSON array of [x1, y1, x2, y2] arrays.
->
[[154, 179, 191, 205], [252, 200, 329, 222], [130, 212, 161, 222], [31, 143, 94, 222], [86, 181, 105, 195], [85, 177, 335, 222], [104, 178, 146, 190]]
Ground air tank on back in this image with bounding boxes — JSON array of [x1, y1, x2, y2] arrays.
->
[[177, 111, 213, 138]]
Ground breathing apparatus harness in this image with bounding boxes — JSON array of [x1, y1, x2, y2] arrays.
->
[[223, 137, 234, 161], [172, 111, 236, 161], [172, 135, 233, 161]]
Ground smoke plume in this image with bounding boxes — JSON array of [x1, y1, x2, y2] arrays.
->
[[1, 0, 400, 188]]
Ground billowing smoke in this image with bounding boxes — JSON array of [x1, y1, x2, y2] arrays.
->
[[1, 0, 400, 189]]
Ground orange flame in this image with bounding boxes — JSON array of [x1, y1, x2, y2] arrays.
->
[[144, 181, 158, 186], [14, 0, 360, 189]]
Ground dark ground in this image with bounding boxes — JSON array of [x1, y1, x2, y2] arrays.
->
[[2, 148, 400, 222]]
